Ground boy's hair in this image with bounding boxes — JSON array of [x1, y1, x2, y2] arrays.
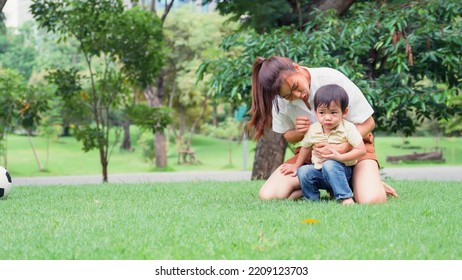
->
[[314, 84, 349, 112]]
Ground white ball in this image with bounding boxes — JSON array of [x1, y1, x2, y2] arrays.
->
[[0, 166, 13, 199]]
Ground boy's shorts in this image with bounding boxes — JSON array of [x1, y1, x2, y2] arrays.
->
[[284, 133, 379, 167]]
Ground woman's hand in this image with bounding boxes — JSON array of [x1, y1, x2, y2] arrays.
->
[[284, 116, 311, 144], [295, 116, 310, 136], [280, 163, 298, 177]]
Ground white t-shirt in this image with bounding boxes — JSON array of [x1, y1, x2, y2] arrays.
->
[[272, 67, 374, 138]]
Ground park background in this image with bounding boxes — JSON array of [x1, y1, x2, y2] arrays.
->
[[1, 0, 461, 181], [1, 0, 462, 261]]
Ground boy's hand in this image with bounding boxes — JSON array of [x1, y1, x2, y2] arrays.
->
[[280, 163, 298, 177]]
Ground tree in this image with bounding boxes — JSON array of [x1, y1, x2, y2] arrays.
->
[[0, 67, 25, 167], [141, 0, 175, 169], [17, 83, 52, 172], [31, 0, 166, 182], [199, 0, 462, 179], [206, 0, 354, 32], [162, 6, 237, 158], [112, 5, 168, 153], [0, 21, 38, 81]]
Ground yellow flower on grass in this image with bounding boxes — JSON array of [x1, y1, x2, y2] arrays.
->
[[301, 219, 320, 224]]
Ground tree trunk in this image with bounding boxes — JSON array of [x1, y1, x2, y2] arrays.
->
[[309, 0, 355, 16], [120, 120, 131, 151], [212, 103, 218, 127], [144, 78, 167, 168], [101, 157, 108, 183], [26, 131, 44, 172], [251, 129, 287, 180], [154, 132, 167, 167]]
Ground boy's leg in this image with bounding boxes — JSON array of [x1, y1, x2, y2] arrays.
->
[[297, 164, 326, 201], [321, 160, 353, 201]]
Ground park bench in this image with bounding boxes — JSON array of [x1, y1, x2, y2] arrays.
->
[[178, 149, 198, 164]]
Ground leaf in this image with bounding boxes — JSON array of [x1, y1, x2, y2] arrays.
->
[[301, 219, 320, 224]]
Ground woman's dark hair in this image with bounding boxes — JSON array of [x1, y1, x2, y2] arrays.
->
[[314, 84, 349, 112], [246, 56, 296, 140]]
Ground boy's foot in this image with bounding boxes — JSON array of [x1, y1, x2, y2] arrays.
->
[[341, 198, 355, 205]]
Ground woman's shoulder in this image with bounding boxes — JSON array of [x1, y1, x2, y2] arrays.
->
[[308, 67, 345, 77]]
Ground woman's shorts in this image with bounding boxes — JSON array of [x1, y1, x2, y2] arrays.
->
[[284, 133, 379, 167]]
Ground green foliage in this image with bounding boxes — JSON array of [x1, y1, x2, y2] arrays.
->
[[17, 84, 51, 130], [439, 94, 462, 136], [73, 126, 102, 153], [209, 0, 307, 33], [30, 0, 124, 57], [0, 25, 38, 80], [199, 0, 462, 136], [126, 104, 172, 134], [114, 6, 164, 87], [201, 117, 240, 140], [162, 7, 238, 150], [46, 68, 82, 100], [0, 68, 25, 134], [46, 68, 92, 130], [0, 11, 5, 34], [0, 67, 26, 165], [31, 0, 167, 180], [136, 131, 155, 163]]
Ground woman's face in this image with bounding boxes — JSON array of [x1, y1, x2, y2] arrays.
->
[[279, 72, 310, 102]]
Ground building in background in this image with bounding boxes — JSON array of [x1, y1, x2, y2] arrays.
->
[[3, 0, 33, 28]]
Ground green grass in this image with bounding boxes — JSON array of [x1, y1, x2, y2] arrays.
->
[[1, 180, 461, 260], [374, 136, 462, 167], [4, 132, 462, 177], [5, 132, 256, 177]]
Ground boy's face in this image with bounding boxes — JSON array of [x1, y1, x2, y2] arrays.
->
[[279, 72, 310, 102], [315, 101, 348, 132]]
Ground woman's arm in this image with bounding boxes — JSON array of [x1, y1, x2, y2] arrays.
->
[[356, 116, 375, 138]]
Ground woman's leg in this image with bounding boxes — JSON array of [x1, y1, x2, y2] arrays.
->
[[352, 159, 387, 204], [259, 164, 302, 200]]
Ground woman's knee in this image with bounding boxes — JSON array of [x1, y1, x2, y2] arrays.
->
[[352, 159, 387, 204], [354, 191, 386, 204], [259, 171, 300, 200], [259, 184, 274, 200]]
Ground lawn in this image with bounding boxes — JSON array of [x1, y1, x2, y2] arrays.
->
[[4, 132, 257, 177], [4, 132, 462, 178], [1, 180, 461, 260]]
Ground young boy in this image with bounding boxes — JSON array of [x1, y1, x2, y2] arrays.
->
[[280, 84, 366, 205]]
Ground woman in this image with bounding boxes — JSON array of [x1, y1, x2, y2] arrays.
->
[[247, 56, 397, 204]]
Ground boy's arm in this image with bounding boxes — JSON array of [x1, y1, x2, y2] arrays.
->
[[280, 146, 312, 176]]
